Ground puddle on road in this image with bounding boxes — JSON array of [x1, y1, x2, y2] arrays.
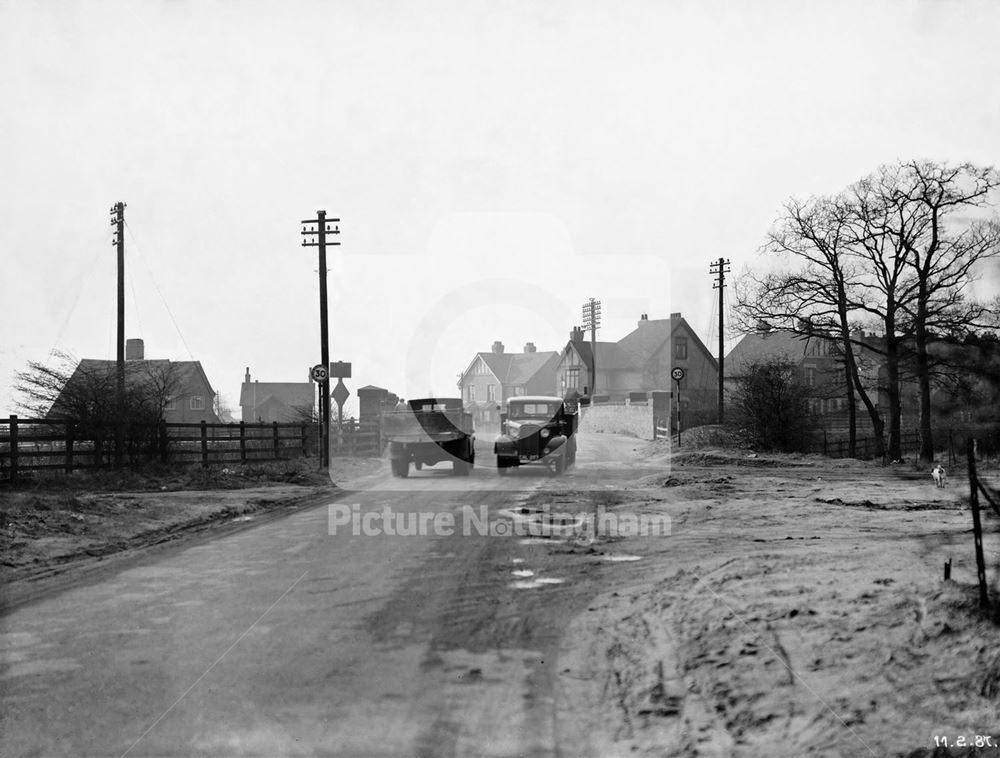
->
[[598, 555, 643, 562], [509, 577, 566, 590], [511, 569, 535, 578], [511, 558, 525, 564], [518, 538, 565, 546]]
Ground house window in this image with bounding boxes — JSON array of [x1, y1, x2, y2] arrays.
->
[[487, 384, 496, 402], [190, 396, 205, 410], [163, 397, 176, 411], [804, 367, 815, 387], [674, 337, 688, 360], [566, 367, 580, 390], [467, 385, 476, 402]]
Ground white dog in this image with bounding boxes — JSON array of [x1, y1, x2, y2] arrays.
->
[[931, 464, 946, 488]]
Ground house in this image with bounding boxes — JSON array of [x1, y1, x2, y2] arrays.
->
[[47, 338, 220, 424], [554, 313, 718, 421], [724, 326, 885, 431], [239, 368, 315, 423], [457, 342, 560, 427]]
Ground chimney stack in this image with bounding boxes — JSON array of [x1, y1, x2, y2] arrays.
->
[[570, 326, 585, 342], [125, 338, 144, 360], [523, 342, 536, 353], [492, 341, 505, 354], [669, 312, 682, 319], [245, 367, 251, 383]]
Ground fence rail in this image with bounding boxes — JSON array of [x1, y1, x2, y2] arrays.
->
[[0, 416, 383, 482]]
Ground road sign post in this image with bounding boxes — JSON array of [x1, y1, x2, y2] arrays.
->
[[671, 367, 685, 447]]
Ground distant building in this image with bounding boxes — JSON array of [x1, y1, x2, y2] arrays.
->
[[239, 367, 315, 423], [555, 313, 718, 420], [457, 341, 560, 427], [47, 338, 220, 424]]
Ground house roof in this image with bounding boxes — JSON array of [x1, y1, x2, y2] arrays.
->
[[240, 381, 314, 409], [461, 350, 560, 386], [725, 330, 811, 373], [48, 358, 217, 418], [570, 341, 638, 372], [568, 316, 720, 373]]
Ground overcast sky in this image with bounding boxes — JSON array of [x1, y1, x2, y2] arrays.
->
[[3, 0, 999, 417]]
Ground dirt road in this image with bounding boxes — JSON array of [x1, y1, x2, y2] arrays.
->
[[2, 433, 998, 757]]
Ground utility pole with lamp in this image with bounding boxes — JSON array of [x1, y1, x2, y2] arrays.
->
[[710, 257, 731, 424], [582, 298, 601, 399], [301, 211, 340, 469]]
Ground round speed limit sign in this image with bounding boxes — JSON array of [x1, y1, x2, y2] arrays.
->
[[311, 364, 329, 382], [671, 367, 686, 382]]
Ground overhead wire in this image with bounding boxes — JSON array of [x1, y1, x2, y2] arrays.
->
[[124, 221, 195, 359], [46, 222, 115, 364]]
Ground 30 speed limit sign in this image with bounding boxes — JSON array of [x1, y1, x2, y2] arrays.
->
[[671, 367, 686, 382], [311, 364, 329, 382]]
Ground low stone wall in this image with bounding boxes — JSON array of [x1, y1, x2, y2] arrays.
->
[[579, 404, 654, 440]]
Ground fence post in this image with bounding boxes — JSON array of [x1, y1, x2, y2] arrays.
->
[[201, 420, 208, 467], [273, 422, 280, 460], [65, 421, 75, 473], [239, 421, 246, 463], [967, 439, 990, 609], [301, 423, 308, 457], [823, 429, 828, 456], [9, 415, 18, 483]]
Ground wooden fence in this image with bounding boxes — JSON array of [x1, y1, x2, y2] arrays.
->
[[808, 427, 1000, 463], [0, 416, 383, 482]]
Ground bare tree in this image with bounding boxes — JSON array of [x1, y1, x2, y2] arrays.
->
[[729, 357, 816, 452], [736, 195, 885, 458], [14, 351, 180, 463], [886, 161, 1000, 461]]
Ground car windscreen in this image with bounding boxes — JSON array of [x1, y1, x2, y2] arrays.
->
[[509, 403, 554, 419]]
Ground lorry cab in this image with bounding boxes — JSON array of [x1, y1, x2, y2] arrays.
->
[[494, 395, 578, 475]]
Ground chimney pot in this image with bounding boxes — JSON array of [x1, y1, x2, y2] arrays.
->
[[523, 342, 536, 353], [125, 338, 144, 360], [570, 327, 585, 342], [669, 312, 682, 319], [492, 341, 504, 354]]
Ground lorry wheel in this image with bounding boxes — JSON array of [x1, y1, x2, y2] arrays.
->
[[454, 460, 472, 476], [497, 458, 510, 475], [391, 459, 409, 478], [415, 461, 423, 470]]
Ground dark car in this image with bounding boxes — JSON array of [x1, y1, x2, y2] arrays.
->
[[494, 396, 578, 475]]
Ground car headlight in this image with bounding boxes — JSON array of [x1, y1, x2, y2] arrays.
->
[[540, 429, 550, 438]]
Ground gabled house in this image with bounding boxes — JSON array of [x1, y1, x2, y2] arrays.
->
[[457, 341, 560, 426], [724, 327, 880, 430], [555, 313, 718, 418], [47, 338, 220, 424], [240, 368, 315, 423]]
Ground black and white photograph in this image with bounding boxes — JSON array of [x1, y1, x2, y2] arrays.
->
[[2, 1, 999, 756]]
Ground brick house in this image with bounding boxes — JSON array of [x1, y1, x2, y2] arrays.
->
[[457, 342, 560, 427], [239, 368, 315, 423], [555, 313, 718, 420], [48, 338, 220, 424]]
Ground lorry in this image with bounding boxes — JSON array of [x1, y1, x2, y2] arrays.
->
[[382, 397, 475, 478], [494, 395, 578, 475]]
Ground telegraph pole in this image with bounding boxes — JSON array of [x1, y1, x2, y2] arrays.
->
[[582, 298, 601, 398], [110, 201, 126, 467], [710, 257, 731, 424], [302, 211, 340, 469]]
